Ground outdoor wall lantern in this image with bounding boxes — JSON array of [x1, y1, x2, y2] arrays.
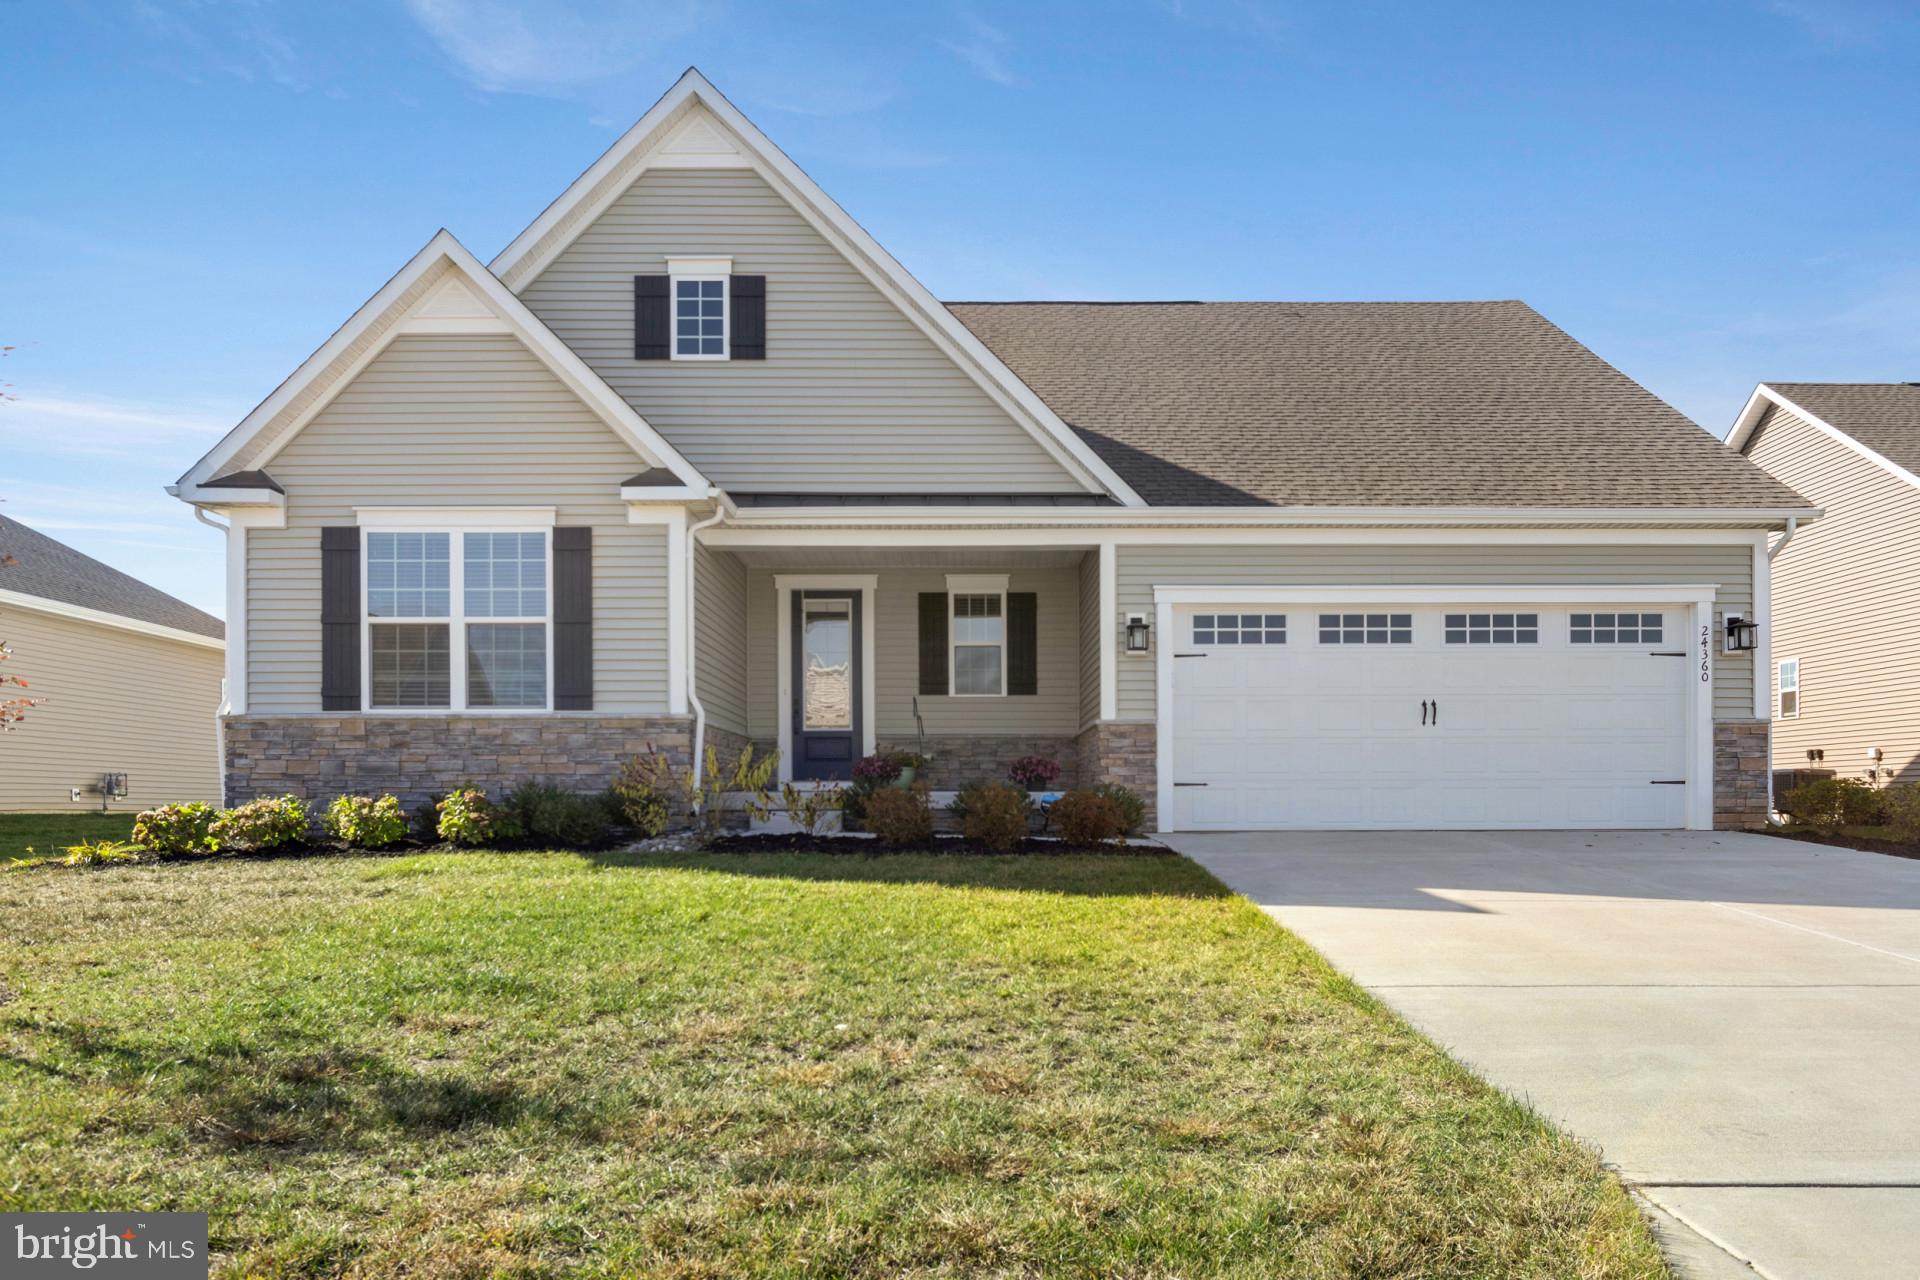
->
[[1724, 613, 1759, 652], [1125, 613, 1152, 655]]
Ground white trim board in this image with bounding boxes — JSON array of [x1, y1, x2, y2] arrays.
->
[[175, 230, 709, 495], [485, 69, 1142, 507], [771, 574, 878, 785], [1151, 584, 1717, 833], [703, 526, 1783, 548], [0, 589, 225, 652], [1728, 383, 1920, 496]]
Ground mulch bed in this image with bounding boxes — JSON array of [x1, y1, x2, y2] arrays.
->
[[1761, 827, 1920, 862], [701, 832, 1165, 856]]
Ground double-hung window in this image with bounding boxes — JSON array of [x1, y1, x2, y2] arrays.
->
[[365, 525, 551, 711], [948, 574, 1007, 697], [1778, 657, 1800, 719]]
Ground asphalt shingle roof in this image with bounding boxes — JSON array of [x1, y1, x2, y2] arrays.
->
[[948, 300, 1810, 510], [0, 515, 223, 640], [1765, 383, 1920, 475]]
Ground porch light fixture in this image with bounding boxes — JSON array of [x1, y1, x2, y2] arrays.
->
[[1124, 613, 1151, 655], [1723, 613, 1758, 653]]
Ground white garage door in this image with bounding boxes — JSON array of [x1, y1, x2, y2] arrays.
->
[[1170, 604, 1692, 830]]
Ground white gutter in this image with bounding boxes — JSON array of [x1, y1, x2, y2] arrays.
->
[[1768, 516, 1799, 562], [718, 504, 1822, 528], [685, 497, 728, 788]]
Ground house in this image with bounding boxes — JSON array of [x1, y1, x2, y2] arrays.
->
[[171, 69, 1814, 832], [1728, 382, 1920, 788], [0, 514, 225, 811]]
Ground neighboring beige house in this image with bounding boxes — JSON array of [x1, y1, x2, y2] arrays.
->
[[0, 515, 225, 812], [1729, 383, 1920, 787], [171, 69, 1814, 832]]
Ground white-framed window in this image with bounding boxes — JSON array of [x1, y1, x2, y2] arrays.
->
[[1571, 612, 1664, 644], [947, 574, 1007, 697], [1445, 612, 1539, 644], [672, 276, 727, 359], [1192, 613, 1286, 645], [364, 527, 552, 712], [1778, 657, 1800, 719], [1319, 612, 1412, 645]]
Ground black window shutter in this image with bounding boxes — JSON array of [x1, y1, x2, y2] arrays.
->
[[320, 527, 361, 711], [553, 526, 593, 710], [1007, 592, 1038, 696], [918, 592, 948, 696], [634, 275, 669, 360], [730, 274, 766, 360]]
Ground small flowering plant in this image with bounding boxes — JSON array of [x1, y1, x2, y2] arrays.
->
[[852, 753, 904, 786], [1007, 755, 1062, 790]]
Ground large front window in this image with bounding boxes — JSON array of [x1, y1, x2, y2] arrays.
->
[[366, 528, 549, 711]]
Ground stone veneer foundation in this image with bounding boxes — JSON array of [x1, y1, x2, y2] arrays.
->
[[1074, 720, 1158, 829], [1713, 718, 1771, 830], [876, 736, 1080, 790], [223, 714, 693, 811]]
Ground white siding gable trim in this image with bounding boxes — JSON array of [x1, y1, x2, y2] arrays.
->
[[175, 230, 710, 495], [1729, 384, 1920, 496], [488, 69, 1144, 507]]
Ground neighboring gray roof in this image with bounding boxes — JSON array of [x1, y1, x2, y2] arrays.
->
[[949, 300, 1811, 509], [203, 469, 284, 493], [1765, 383, 1920, 475], [0, 515, 223, 640]]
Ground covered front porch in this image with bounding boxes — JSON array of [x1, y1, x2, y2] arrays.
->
[[691, 539, 1141, 797]]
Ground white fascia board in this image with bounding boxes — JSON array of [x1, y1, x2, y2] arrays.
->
[[1153, 584, 1721, 605], [621, 485, 713, 504], [486, 69, 1142, 507], [716, 504, 1819, 528], [176, 231, 709, 494], [0, 589, 225, 651], [704, 526, 1776, 549], [1730, 384, 1920, 496]]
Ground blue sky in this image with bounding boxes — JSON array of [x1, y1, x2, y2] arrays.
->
[[7, 0, 1918, 615]]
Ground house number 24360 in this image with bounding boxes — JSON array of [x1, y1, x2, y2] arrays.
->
[[1697, 623, 1712, 682]]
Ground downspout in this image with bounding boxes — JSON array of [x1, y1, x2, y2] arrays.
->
[[686, 496, 728, 787], [1763, 517, 1800, 822], [193, 506, 232, 803]]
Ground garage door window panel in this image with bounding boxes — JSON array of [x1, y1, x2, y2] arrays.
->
[[1445, 613, 1538, 644], [1571, 612, 1663, 644], [1319, 613, 1412, 645], [1192, 613, 1285, 645]]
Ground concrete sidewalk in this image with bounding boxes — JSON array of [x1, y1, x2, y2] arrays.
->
[[1164, 829, 1920, 1280]]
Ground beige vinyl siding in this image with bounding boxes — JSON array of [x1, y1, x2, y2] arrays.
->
[[743, 567, 1083, 740], [520, 167, 1085, 494], [0, 608, 223, 811], [1747, 404, 1920, 779], [1079, 550, 1100, 728], [1114, 543, 1755, 721], [694, 542, 749, 736], [248, 333, 669, 713]]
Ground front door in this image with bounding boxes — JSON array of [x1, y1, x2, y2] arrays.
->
[[790, 590, 861, 780]]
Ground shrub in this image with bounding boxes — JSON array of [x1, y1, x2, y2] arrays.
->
[[210, 794, 310, 852], [1050, 789, 1127, 846], [1092, 783, 1148, 837], [324, 794, 410, 849], [62, 839, 144, 867], [955, 782, 1031, 853], [864, 784, 933, 847], [1007, 755, 1062, 790], [502, 782, 615, 848], [1881, 784, 1920, 843], [1779, 776, 1884, 836], [436, 787, 521, 847], [621, 741, 780, 842], [781, 782, 846, 836], [132, 802, 219, 857], [613, 753, 674, 837]]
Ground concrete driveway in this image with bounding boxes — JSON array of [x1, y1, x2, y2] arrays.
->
[[1164, 829, 1920, 1280]]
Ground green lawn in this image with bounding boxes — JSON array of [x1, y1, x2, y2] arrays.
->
[[0, 810, 137, 860], [0, 850, 1667, 1278]]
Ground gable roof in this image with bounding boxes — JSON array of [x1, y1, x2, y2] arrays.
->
[[175, 230, 708, 498], [487, 68, 1143, 507], [0, 515, 223, 644], [1731, 383, 1920, 488], [948, 300, 1813, 511]]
